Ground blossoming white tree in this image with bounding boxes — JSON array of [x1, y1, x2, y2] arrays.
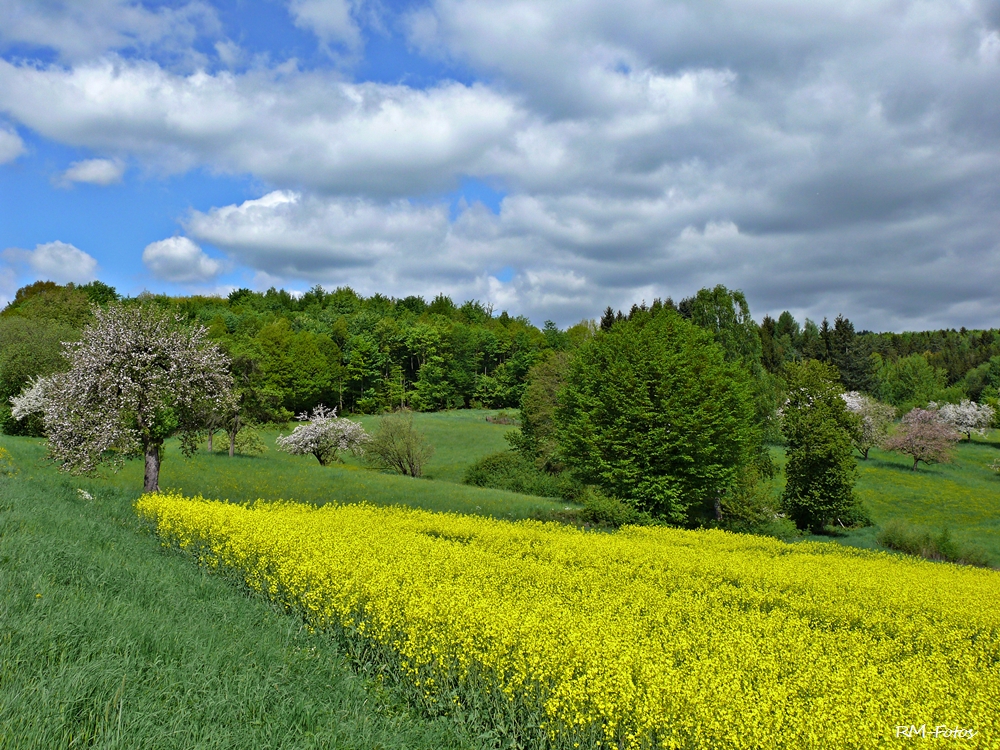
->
[[841, 391, 896, 459], [9, 376, 50, 422], [936, 399, 995, 440], [19, 302, 232, 492], [275, 404, 368, 465]]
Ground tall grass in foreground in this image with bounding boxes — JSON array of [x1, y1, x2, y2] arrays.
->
[[139, 493, 1000, 749], [0, 472, 478, 749], [876, 519, 993, 567]]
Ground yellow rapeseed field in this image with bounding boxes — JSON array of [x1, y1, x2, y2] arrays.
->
[[136, 493, 1000, 749]]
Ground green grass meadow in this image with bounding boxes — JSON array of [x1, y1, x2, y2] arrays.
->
[[771, 432, 1000, 564], [11, 410, 566, 521], [2, 410, 1000, 747]]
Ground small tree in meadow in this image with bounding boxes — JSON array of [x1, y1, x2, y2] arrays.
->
[[781, 361, 860, 533], [883, 408, 961, 470], [275, 404, 367, 466], [936, 399, 994, 441], [841, 391, 896, 459], [363, 410, 435, 477]]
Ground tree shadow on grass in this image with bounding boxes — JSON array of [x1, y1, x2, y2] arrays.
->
[[863, 458, 944, 475]]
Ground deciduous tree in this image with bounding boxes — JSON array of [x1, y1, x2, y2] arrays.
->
[[555, 311, 760, 525], [884, 408, 961, 470], [363, 410, 435, 477], [936, 399, 994, 440], [782, 361, 861, 533], [841, 391, 896, 459], [31, 302, 232, 492], [275, 404, 367, 466]]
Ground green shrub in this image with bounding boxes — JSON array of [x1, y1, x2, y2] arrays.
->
[[578, 487, 655, 528], [753, 517, 802, 541], [234, 425, 268, 456], [364, 411, 435, 477], [876, 519, 992, 568], [463, 451, 564, 498]]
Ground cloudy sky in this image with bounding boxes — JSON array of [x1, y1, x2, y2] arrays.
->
[[0, 0, 998, 330]]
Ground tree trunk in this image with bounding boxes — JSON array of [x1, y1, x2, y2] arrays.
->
[[144, 442, 161, 493], [207, 430, 214, 452], [912, 456, 919, 471], [229, 430, 236, 458]]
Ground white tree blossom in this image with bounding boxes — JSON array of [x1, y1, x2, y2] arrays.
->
[[42, 302, 233, 492], [275, 404, 368, 466], [841, 391, 896, 459], [9, 376, 53, 420], [936, 399, 994, 440]]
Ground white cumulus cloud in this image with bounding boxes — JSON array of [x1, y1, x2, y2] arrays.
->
[[58, 157, 124, 186], [289, 0, 362, 51], [0, 59, 523, 196], [0, 0, 220, 64], [0, 125, 24, 163], [142, 236, 222, 283], [2, 241, 98, 285]]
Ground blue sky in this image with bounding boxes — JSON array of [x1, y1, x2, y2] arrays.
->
[[1, 0, 999, 329]]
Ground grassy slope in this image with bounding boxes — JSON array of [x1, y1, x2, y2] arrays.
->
[[10, 411, 565, 521], [0, 463, 482, 749], [342, 409, 518, 484]]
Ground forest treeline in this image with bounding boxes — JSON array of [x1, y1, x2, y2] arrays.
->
[[2, 279, 999, 438]]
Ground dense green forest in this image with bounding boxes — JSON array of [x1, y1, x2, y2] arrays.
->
[[2, 279, 999, 442]]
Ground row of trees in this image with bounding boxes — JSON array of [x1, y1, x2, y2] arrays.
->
[[0, 281, 579, 439], [5, 277, 997, 535]]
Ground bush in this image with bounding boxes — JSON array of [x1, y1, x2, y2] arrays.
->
[[578, 487, 655, 528], [363, 410, 434, 477], [485, 411, 519, 425], [234, 425, 268, 456], [876, 520, 992, 568], [463, 451, 564, 498], [753, 517, 802, 541]]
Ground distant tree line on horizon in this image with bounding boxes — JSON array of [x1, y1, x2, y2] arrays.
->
[[2, 278, 1000, 444]]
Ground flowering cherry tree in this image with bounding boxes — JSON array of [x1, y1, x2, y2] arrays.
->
[[883, 407, 961, 471], [936, 399, 994, 440], [275, 404, 368, 465], [841, 391, 896, 459], [26, 302, 232, 492]]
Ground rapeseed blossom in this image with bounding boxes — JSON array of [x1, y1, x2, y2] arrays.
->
[[136, 493, 1000, 749]]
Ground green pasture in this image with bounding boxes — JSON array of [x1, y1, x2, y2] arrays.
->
[[341, 409, 517, 484], [0, 410, 565, 522], [770, 432, 1000, 565]]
